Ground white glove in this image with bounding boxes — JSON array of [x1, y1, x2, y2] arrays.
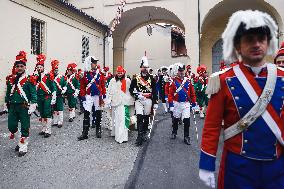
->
[[28, 103, 37, 115], [74, 89, 79, 98], [199, 169, 215, 188], [137, 94, 146, 101], [169, 107, 174, 112], [153, 104, 158, 110], [51, 92, 57, 105], [3, 103, 8, 112], [61, 86, 67, 94]]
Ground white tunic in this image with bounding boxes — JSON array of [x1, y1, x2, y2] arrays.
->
[[107, 77, 134, 143]]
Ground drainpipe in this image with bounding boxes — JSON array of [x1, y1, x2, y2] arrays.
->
[[103, 34, 106, 67], [103, 28, 108, 67], [198, 0, 201, 66]]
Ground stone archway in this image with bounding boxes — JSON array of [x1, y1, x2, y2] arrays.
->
[[200, 0, 283, 74], [111, 6, 185, 73]]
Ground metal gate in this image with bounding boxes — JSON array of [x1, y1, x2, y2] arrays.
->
[[212, 39, 223, 73]]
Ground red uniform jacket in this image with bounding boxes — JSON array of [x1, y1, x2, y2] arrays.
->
[[200, 63, 284, 172]]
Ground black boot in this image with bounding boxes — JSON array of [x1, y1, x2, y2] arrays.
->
[[142, 115, 150, 142], [184, 137, 191, 145], [171, 118, 179, 139], [15, 145, 19, 152], [183, 118, 191, 145], [78, 111, 90, 141], [18, 151, 27, 157], [95, 110, 102, 138], [135, 115, 143, 146]]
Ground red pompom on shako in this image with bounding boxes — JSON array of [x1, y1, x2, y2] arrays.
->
[[51, 60, 59, 70], [36, 54, 46, 66], [15, 50, 27, 66]]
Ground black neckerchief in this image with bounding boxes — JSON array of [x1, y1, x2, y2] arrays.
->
[[14, 72, 24, 85]]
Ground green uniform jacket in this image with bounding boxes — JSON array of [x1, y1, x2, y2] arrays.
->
[[66, 74, 80, 94], [54, 74, 67, 95], [34, 71, 56, 97], [5, 74, 37, 104]]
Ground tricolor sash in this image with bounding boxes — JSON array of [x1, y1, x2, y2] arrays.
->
[[137, 76, 152, 92]]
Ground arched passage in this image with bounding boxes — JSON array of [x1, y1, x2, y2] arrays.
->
[[111, 6, 185, 73], [200, 0, 283, 74]]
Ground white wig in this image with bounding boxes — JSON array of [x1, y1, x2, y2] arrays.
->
[[222, 10, 278, 63], [172, 62, 184, 76], [84, 56, 99, 71]]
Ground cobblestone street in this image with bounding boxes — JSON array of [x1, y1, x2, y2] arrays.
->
[[0, 108, 139, 189]]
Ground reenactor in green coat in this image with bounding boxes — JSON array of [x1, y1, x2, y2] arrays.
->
[[51, 60, 67, 128], [5, 51, 37, 156], [66, 63, 80, 122], [33, 54, 57, 138]]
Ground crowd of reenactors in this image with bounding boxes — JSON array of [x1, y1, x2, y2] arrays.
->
[[2, 35, 284, 157]]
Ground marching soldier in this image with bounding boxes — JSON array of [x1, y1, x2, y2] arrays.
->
[[102, 66, 113, 88], [199, 10, 284, 189], [194, 65, 209, 118], [168, 63, 196, 145], [51, 60, 67, 128], [34, 54, 56, 138], [65, 63, 80, 122], [5, 51, 37, 156], [275, 42, 284, 68], [157, 66, 168, 113], [129, 56, 158, 146], [77, 69, 85, 114], [77, 56, 106, 140]]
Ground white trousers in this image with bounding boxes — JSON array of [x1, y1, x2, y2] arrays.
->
[[83, 95, 101, 112], [41, 118, 52, 134], [135, 99, 152, 115], [173, 101, 191, 119], [53, 111, 63, 125]]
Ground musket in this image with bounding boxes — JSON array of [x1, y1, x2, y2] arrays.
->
[[148, 108, 156, 138], [192, 108, 199, 142], [33, 111, 40, 117]]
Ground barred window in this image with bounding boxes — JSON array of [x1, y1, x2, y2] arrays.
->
[[31, 18, 45, 55], [82, 35, 89, 63]]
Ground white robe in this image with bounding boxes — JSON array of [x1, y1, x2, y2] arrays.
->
[[107, 77, 134, 143]]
